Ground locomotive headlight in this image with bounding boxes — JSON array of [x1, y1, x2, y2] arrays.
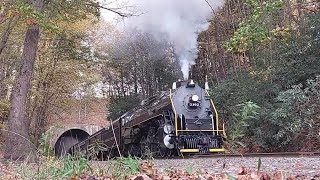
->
[[191, 95, 199, 102]]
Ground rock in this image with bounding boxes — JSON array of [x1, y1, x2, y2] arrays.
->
[[162, 175, 171, 180], [251, 172, 259, 179], [259, 173, 271, 180], [238, 166, 248, 175], [131, 174, 152, 180]]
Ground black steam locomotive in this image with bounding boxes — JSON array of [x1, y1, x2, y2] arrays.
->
[[70, 79, 226, 159]]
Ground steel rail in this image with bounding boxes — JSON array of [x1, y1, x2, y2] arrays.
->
[[158, 151, 320, 160]]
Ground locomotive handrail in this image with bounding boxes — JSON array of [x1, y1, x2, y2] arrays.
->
[[169, 89, 178, 136], [205, 90, 220, 135], [177, 130, 225, 132]]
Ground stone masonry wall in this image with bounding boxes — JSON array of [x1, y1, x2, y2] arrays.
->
[[47, 98, 110, 128]]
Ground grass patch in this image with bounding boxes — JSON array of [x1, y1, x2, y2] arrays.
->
[[14, 154, 143, 180], [109, 155, 141, 179], [17, 155, 92, 180]]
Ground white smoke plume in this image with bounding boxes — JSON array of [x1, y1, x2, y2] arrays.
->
[[124, 0, 225, 79]]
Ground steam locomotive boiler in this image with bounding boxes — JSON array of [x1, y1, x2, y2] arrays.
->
[[70, 79, 226, 159]]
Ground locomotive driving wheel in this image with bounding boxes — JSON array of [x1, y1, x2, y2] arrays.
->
[[154, 126, 168, 158], [127, 143, 140, 157], [140, 136, 147, 157], [140, 136, 155, 158], [154, 142, 168, 158], [139, 126, 165, 158]]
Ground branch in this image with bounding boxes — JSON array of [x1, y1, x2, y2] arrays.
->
[[204, 0, 216, 14], [0, 2, 11, 24], [86, 3, 138, 17]]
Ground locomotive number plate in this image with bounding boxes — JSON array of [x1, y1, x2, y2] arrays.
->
[[188, 102, 201, 107]]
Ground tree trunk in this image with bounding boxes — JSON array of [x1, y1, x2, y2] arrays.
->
[[133, 60, 138, 94], [4, 0, 44, 160], [0, 16, 17, 55]]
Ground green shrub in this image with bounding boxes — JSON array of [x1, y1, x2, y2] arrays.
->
[[230, 101, 260, 141], [38, 131, 55, 157], [0, 99, 9, 123], [271, 76, 320, 150]]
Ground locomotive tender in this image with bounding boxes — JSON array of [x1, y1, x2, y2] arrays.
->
[[70, 79, 226, 158]]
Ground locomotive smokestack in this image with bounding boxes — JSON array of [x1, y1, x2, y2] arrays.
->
[[187, 67, 196, 87], [188, 65, 194, 80], [188, 70, 192, 80]]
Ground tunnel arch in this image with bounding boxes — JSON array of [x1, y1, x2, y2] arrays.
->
[[54, 129, 90, 157]]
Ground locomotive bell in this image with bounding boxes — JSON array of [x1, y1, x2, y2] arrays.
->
[[163, 134, 174, 149]]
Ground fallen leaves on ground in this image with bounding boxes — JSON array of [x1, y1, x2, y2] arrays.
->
[[1, 160, 320, 180], [0, 161, 21, 180]]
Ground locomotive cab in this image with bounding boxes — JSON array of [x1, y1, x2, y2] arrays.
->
[[169, 79, 225, 154]]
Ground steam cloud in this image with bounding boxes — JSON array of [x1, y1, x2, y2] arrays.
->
[[125, 0, 224, 79]]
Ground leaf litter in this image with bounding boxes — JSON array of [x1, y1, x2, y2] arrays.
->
[[1, 157, 320, 180]]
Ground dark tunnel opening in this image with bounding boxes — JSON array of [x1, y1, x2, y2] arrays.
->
[[54, 129, 89, 157]]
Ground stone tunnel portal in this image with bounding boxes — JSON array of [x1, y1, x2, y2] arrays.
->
[[54, 129, 89, 157]]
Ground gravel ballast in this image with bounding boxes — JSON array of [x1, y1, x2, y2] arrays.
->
[[153, 156, 320, 177]]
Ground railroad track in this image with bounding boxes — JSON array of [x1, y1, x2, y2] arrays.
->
[[171, 151, 320, 159], [83, 151, 320, 161]]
